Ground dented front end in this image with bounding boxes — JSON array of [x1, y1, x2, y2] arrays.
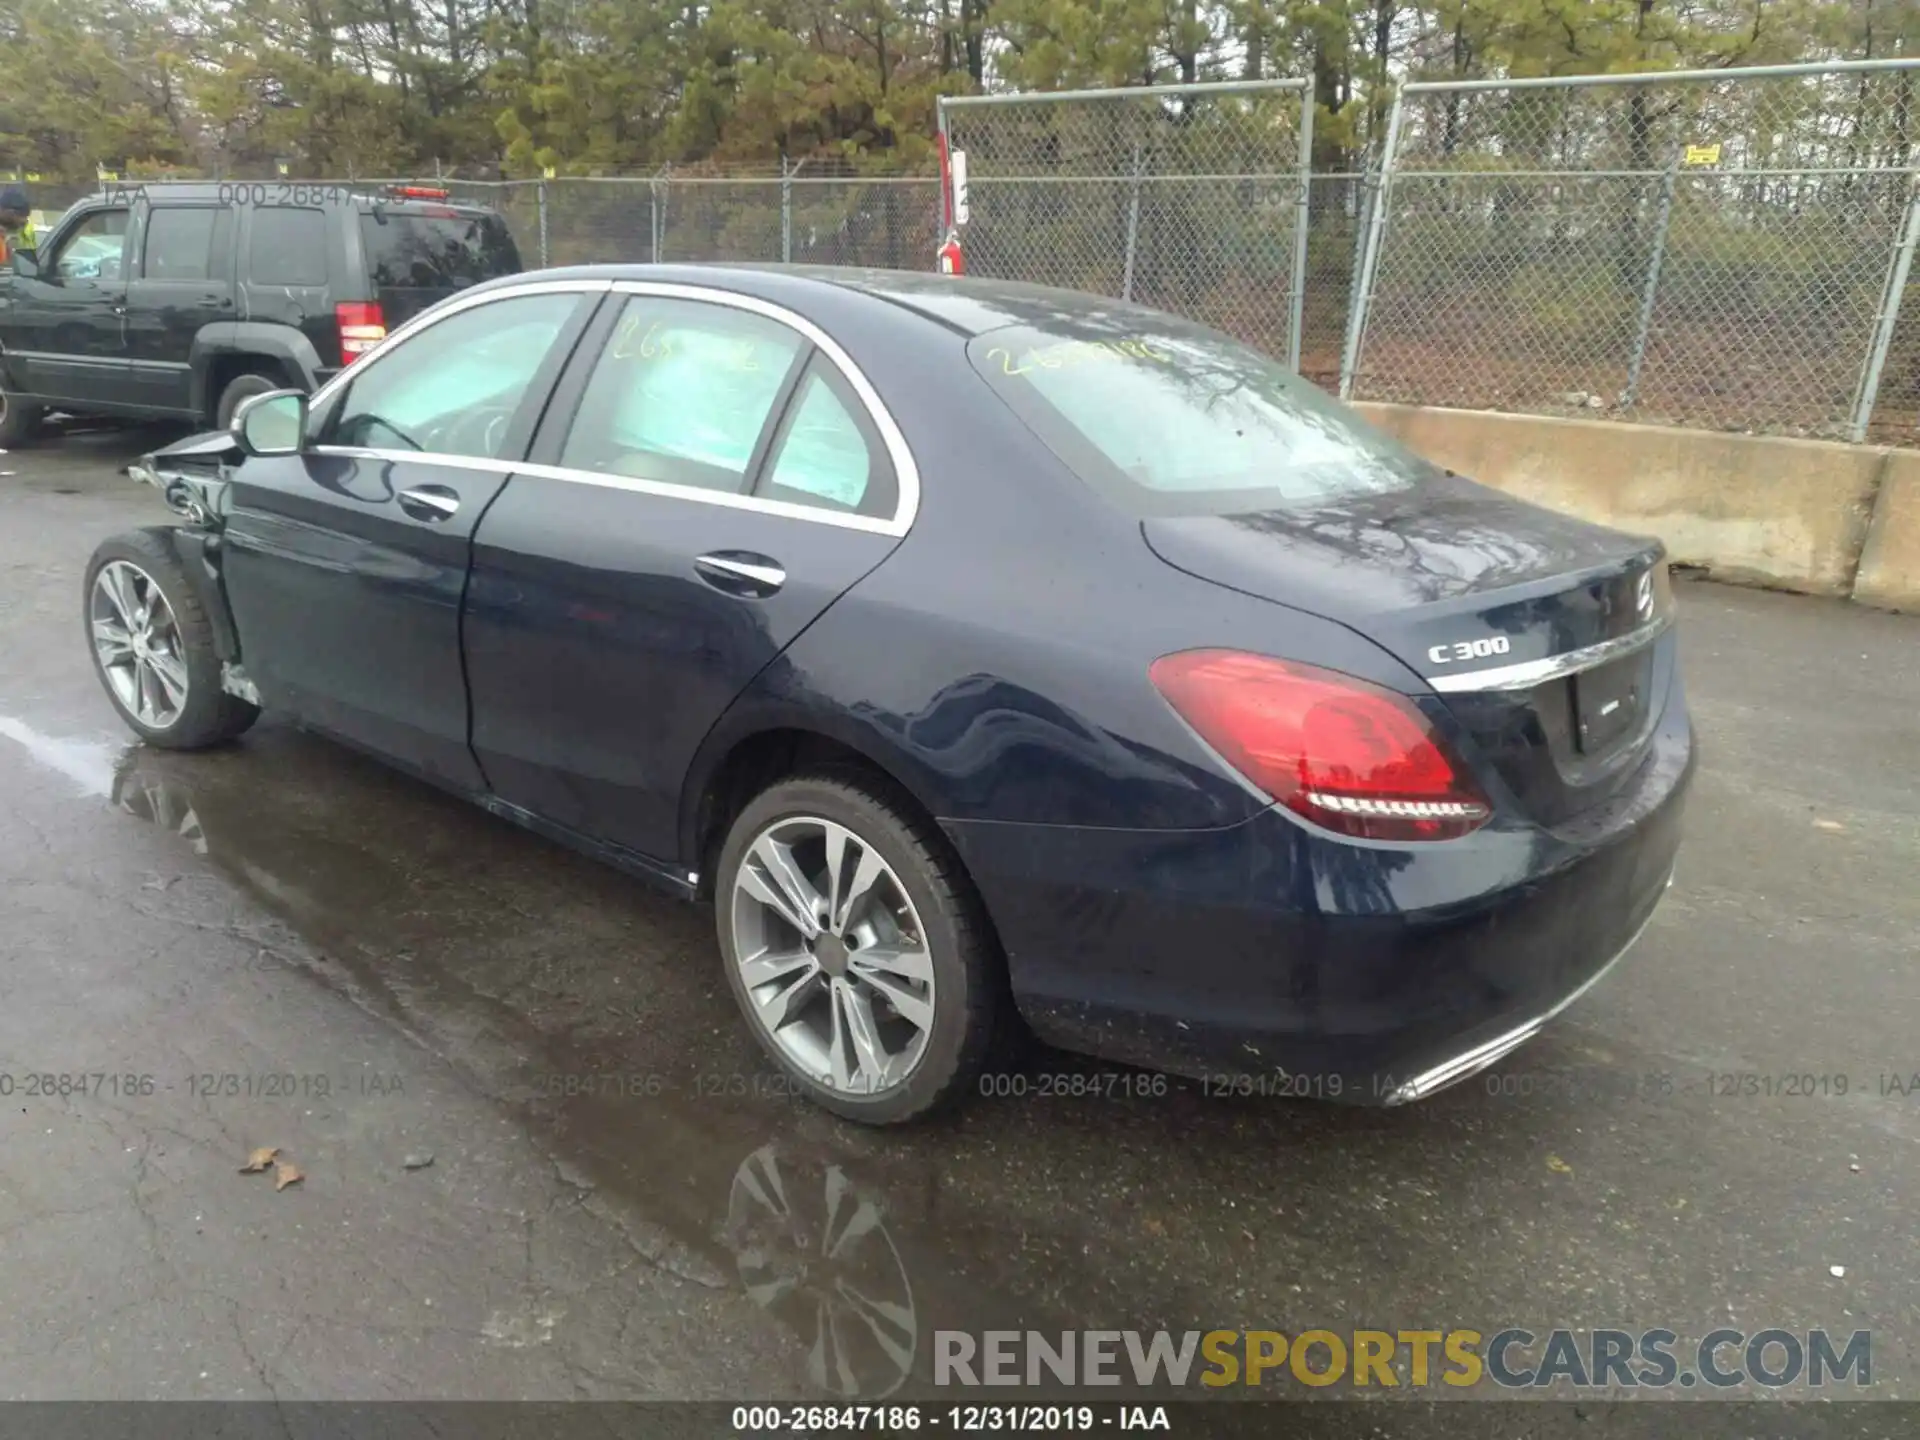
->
[[127, 429, 241, 530], [126, 434, 245, 665]]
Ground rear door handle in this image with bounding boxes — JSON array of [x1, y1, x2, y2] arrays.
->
[[695, 552, 786, 597], [398, 485, 461, 522]]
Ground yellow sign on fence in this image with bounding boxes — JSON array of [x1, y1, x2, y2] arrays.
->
[[1684, 143, 1723, 167]]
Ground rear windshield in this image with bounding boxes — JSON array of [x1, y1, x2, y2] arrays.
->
[[359, 210, 521, 291], [968, 319, 1424, 515]]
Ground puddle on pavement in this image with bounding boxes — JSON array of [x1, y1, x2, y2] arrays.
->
[[15, 712, 1646, 1408], [94, 726, 1219, 1399]]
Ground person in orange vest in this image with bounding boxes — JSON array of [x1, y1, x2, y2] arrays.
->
[[0, 186, 39, 264]]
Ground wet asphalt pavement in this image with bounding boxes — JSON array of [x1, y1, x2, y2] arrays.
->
[[2, 425, 1918, 1425]]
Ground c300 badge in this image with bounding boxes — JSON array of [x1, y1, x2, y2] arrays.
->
[[1426, 635, 1512, 665]]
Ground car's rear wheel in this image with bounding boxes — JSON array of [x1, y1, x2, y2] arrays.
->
[[715, 773, 1002, 1124], [84, 531, 259, 749], [0, 387, 43, 447], [214, 372, 285, 430]]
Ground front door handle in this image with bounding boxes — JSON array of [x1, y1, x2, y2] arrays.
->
[[398, 485, 461, 522], [695, 551, 786, 598]]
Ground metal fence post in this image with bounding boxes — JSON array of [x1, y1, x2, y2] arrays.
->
[[780, 156, 793, 264], [1287, 82, 1317, 374], [1623, 152, 1681, 412], [650, 167, 665, 264], [1121, 142, 1144, 302], [1853, 170, 1920, 442], [1341, 87, 1406, 400], [536, 179, 550, 268], [935, 96, 953, 244]]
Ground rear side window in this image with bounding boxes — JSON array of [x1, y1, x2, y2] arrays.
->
[[359, 212, 521, 290], [969, 321, 1423, 514], [559, 296, 803, 494], [248, 207, 328, 286], [759, 358, 895, 518], [143, 208, 219, 280]]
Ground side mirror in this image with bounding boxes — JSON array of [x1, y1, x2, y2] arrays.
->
[[234, 389, 308, 457], [10, 250, 38, 279]]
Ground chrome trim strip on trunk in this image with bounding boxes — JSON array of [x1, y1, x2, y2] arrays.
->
[[1426, 611, 1676, 694]]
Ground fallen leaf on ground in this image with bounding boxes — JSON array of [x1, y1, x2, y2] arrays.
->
[[274, 1162, 304, 1192], [239, 1147, 279, 1174], [1546, 1154, 1574, 1174], [1813, 819, 1845, 831]]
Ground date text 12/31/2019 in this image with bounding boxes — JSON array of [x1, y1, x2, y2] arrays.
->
[[731, 1405, 1173, 1432], [0, 1072, 406, 1100]]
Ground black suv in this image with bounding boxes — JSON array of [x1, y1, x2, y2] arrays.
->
[[0, 182, 522, 445]]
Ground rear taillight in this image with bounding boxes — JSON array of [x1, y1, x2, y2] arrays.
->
[[1149, 649, 1492, 842], [335, 301, 386, 362]]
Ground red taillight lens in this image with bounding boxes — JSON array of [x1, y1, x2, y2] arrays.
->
[[1149, 649, 1492, 842], [335, 301, 386, 363]]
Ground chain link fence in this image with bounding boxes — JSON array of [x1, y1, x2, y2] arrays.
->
[[21, 62, 1920, 445], [939, 80, 1315, 369], [1342, 59, 1920, 442]]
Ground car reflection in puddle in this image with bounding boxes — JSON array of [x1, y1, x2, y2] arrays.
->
[[112, 761, 208, 854], [726, 1144, 918, 1399], [103, 739, 959, 1402]]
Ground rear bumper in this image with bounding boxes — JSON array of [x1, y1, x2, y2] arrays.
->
[[944, 699, 1695, 1105]]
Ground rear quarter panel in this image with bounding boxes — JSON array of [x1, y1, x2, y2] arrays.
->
[[684, 298, 1436, 839]]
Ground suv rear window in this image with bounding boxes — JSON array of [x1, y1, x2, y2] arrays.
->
[[968, 319, 1423, 515], [359, 211, 521, 290]]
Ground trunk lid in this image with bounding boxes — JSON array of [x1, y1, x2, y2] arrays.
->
[[1142, 471, 1674, 825]]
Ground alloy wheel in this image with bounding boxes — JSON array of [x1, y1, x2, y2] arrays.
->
[[91, 560, 189, 729], [729, 816, 936, 1098]]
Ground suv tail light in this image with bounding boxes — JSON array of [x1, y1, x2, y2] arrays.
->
[[336, 301, 386, 362], [1149, 649, 1492, 842]]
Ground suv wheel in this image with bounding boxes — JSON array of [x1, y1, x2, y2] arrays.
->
[[715, 772, 1003, 1124], [0, 388, 43, 447], [214, 372, 286, 430]]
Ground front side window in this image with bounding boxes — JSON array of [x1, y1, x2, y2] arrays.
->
[[560, 296, 804, 493], [53, 210, 129, 281], [325, 292, 580, 458], [969, 318, 1425, 515]]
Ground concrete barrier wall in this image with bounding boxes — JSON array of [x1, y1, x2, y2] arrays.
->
[[1851, 449, 1920, 612], [1353, 403, 1899, 604]]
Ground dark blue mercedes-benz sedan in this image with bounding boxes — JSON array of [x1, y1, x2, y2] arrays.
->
[[88, 263, 1694, 1123]]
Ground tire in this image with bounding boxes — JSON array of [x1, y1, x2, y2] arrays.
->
[[84, 530, 259, 749], [715, 771, 1003, 1124], [0, 386, 43, 447], [213, 371, 284, 430]]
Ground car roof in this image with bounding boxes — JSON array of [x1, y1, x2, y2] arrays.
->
[[473, 262, 1163, 339], [72, 183, 497, 218]]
